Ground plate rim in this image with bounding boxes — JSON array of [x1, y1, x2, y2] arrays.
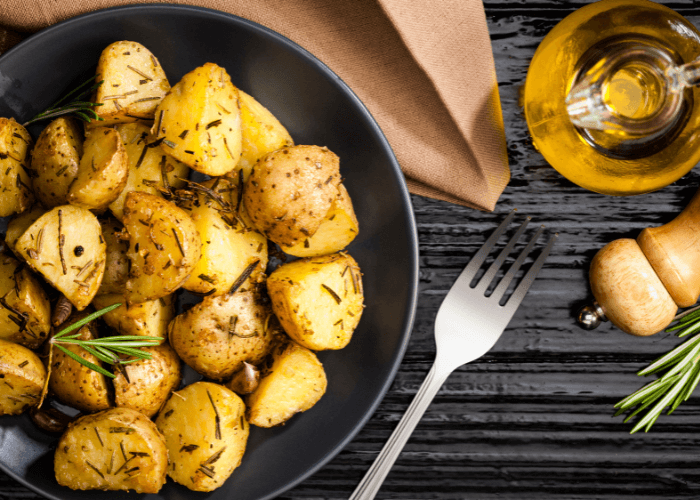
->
[[0, 4, 420, 499]]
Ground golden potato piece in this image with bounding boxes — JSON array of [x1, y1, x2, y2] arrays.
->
[[0, 117, 33, 217], [123, 192, 201, 303], [109, 122, 189, 221], [67, 127, 128, 210], [30, 117, 83, 208], [5, 206, 44, 256], [267, 252, 364, 350], [113, 343, 181, 418], [232, 89, 293, 181], [281, 184, 359, 257], [152, 62, 242, 176], [55, 408, 168, 493], [181, 178, 267, 295], [0, 338, 46, 415], [14, 205, 106, 310], [168, 290, 277, 380], [91, 41, 170, 126], [155, 381, 248, 492], [49, 314, 111, 413], [243, 145, 341, 246], [0, 254, 50, 349], [247, 342, 327, 427], [98, 218, 129, 295], [92, 293, 174, 341]]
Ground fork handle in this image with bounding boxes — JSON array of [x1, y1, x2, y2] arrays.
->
[[349, 361, 453, 500]]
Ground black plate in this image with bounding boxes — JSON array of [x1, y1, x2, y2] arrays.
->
[[0, 4, 418, 500]]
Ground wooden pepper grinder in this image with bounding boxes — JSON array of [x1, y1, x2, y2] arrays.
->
[[579, 188, 700, 336]]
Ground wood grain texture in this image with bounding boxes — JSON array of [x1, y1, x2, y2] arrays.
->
[[5, 0, 700, 498]]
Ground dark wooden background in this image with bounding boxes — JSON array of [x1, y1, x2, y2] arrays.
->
[[5, 0, 700, 498]]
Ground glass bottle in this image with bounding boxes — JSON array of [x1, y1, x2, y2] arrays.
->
[[523, 0, 700, 195]]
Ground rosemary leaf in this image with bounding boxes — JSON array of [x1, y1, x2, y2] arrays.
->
[[53, 302, 123, 339], [54, 344, 115, 379]]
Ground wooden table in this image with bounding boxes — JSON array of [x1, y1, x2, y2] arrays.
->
[[4, 0, 700, 498]]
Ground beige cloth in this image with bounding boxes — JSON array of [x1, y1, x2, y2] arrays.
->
[[0, 0, 510, 210]]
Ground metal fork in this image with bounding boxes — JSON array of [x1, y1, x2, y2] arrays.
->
[[349, 211, 557, 500]]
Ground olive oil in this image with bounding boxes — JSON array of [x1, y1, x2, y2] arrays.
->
[[523, 0, 700, 195]]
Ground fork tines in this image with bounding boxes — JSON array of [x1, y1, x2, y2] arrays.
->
[[464, 210, 557, 310]]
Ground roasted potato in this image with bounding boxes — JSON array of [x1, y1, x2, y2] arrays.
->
[[98, 218, 129, 295], [168, 290, 278, 380], [14, 205, 106, 310], [55, 407, 168, 493], [48, 313, 112, 413], [181, 178, 267, 295], [0, 338, 46, 415], [5, 206, 43, 256], [155, 381, 248, 492], [281, 184, 359, 257], [92, 293, 174, 341], [267, 252, 364, 350], [0, 254, 51, 348], [243, 145, 341, 246], [30, 117, 83, 208], [0, 117, 34, 216], [67, 127, 128, 210], [122, 192, 201, 303], [232, 89, 293, 181], [109, 122, 189, 221], [247, 341, 327, 427], [113, 343, 181, 418], [91, 41, 170, 126], [151, 62, 242, 176]]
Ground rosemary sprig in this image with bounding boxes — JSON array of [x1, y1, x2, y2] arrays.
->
[[614, 306, 700, 433], [23, 76, 105, 127], [50, 302, 162, 379]]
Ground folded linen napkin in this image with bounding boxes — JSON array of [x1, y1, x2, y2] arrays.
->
[[0, 0, 510, 210]]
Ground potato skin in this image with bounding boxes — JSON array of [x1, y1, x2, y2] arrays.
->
[[113, 343, 181, 418], [267, 252, 364, 350], [123, 192, 201, 303], [55, 407, 168, 493], [31, 117, 83, 208], [92, 293, 175, 341], [155, 381, 249, 492], [0, 118, 34, 217], [0, 338, 46, 415], [5, 206, 44, 257], [243, 145, 341, 246], [168, 290, 277, 380], [98, 218, 129, 295]]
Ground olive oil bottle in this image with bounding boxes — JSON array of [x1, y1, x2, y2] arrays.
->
[[523, 0, 700, 195]]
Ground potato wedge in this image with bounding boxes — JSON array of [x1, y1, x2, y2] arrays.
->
[[67, 127, 128, 210], [98, 218, 129, 295], [109, 122, 189, 221], [123, 192, 201, 303], [243, 145, 341, 246], [232, 89, 293, 181], [151, 62, 242, 176], [0, 338, 46, 415], [30, 117, 83, 208], [155, 381, 248, 492], [168, 290, 278, 380], [92, 293, 174, 341], [267, 252, 364, 350], [48, 313, 111, 413], [281, 184, 359, 257], [55, 407, 168, 493], [0, 117, 34, 216], [181, 178, 267, 295], [90, 41, 170, 126], [113, 343, 181, 418], [5, 206, 44, 256], [247, 341, 327, 427], [14, 205, 106, 310], [0, 254, 50, 348]]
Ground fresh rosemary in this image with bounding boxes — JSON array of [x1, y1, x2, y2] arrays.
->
[[23, 75, 104, 127], [614, 305, 700, 433], [49, 302, 162, 379]]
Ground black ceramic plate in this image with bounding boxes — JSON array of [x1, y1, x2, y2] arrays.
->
[[0, 4, 418, 500]]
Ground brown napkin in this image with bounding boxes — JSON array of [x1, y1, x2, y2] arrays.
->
[[0, 0, 510, 210]]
